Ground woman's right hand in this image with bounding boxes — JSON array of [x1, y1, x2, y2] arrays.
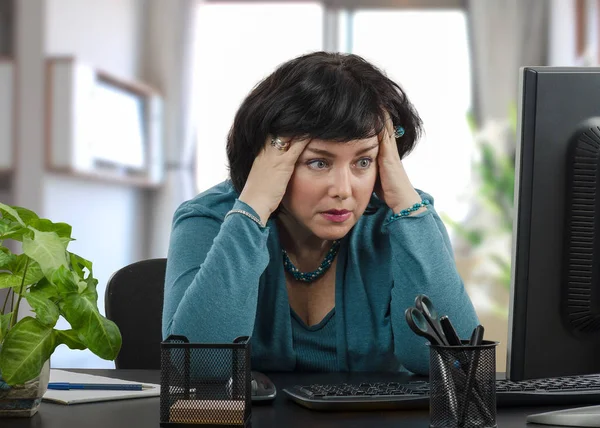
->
[[239, 135, 311, 225]]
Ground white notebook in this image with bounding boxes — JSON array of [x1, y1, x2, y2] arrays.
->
[[43, 369, 160, 405]]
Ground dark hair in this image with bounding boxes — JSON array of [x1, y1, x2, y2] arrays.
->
[[226, 51, 423, 193]]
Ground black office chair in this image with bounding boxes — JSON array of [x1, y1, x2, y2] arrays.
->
[[104, 258, 167, 370]]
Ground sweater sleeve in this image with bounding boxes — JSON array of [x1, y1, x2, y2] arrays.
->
[[387, 193, 479, 375], [162, 199, 271, 343]]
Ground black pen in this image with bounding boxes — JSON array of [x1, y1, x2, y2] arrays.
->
[[469, 325, 485, 346], [459, 324, 486, 426], [439, 316, 462, 346]]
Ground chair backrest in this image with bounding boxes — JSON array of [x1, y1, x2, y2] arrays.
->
[[104, 258, 167, 370]]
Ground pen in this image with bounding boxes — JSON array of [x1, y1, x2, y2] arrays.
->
[[439, 316, 462, 346], [469, 325, 485, 346], [47, 382, 153, 391], [459, 325, 487, 426]]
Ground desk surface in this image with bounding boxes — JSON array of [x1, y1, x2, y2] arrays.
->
[[3, 369, 576, 428]]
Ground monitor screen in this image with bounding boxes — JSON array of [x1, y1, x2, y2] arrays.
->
[[507, 67, 600, 381]]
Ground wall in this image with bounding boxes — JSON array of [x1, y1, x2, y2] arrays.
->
[[45, 0, 143, 79], [44, 0, 148, 369], [0, 189, 12, 209], [549, 0, 577, 66]]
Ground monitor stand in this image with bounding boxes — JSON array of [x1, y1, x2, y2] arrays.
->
[[527, 405, 600, 427]]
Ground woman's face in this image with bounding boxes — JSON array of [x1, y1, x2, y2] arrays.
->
[[280, 137, 380, 241]]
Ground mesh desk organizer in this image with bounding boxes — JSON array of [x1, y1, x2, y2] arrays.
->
[[429, 340, 497, 428], [160, 335, 252, 427]]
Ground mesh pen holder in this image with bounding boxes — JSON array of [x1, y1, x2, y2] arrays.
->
[[429, 340, 498, 428], [160, 335, 252, 428]]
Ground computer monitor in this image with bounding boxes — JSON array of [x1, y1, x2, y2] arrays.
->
[[507, 66, 600, 382]]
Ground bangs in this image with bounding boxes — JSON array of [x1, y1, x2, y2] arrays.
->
[[269, 68, 388, 143]]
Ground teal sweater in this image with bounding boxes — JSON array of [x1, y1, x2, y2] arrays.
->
[[162, 180, 479, 375]]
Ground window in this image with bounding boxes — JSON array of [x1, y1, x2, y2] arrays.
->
[[350, 10, 472, 220], [194, 3, 323, 193]]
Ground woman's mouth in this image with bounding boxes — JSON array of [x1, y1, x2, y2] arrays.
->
[[321, 210, 351, 223]]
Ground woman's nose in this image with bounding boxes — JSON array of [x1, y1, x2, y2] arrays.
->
[[329, 168, 352, 200]]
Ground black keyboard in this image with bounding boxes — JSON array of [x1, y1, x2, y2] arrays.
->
[[283, 374, 600, 411]]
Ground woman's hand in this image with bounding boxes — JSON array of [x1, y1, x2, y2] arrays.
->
[[239, 136, 311, 225], [376, 112, 423, 215]]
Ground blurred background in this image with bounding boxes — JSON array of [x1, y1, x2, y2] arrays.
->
[[0, 0, 595, 371]]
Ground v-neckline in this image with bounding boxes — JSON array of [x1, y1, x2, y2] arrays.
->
[[270, 218, 347, 328], [290, 307, 336, 331]]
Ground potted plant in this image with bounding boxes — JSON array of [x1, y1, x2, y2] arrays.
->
[[0, 203, 122, 417], [442, 108, 517, 319]]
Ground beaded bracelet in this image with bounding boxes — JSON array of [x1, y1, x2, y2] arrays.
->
[[390, 199, 430, 220], [224, 209, 265, 228]]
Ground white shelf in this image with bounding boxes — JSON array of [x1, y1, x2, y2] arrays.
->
[[45, 57, 164, 187]]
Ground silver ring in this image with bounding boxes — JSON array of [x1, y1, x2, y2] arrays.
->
[[270, 137, 290, 152]]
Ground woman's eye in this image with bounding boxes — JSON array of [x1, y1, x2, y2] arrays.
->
[[356, 158, 373, 169], [307, 160, 329, 170]]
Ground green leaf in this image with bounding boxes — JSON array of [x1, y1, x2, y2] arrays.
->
[[10, 207, 39, 225], [69, 253, 93, 279], [0, 256, 44, 290], [0, 273, 20, 289], [0, 312, 11, 342], [82, 275, 98, 303], [22, 228, 69, 277], [0, 249, 15, 269], [59, 292, 121, 360], [7, 254, 42, 279], [50, 265, 79, 294], [62, 259, 93, 295], [69, 253, 84, 279], [25, 291, 60, 327], [490, 254, 512, 277], [440, 214, 483, 247], [0, 317, 56, 385], [0, 203, 26, 226], [466, 110, 478, 134], [55, 329, 86, 350], [77, 277, 88, 293], [0, 225, 32, 242], [0, 218, 12, 235], [28, 277, 59, 301], [0, 218, 27, 241], [28, 219, 72, 239]]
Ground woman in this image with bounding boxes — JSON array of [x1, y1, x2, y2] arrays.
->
[[162, 51, 478, 375]]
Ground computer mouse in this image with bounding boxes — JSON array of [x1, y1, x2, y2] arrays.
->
[[251, 370, 277, 401]]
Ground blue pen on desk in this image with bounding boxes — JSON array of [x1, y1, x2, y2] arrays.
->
[[48, 382, 153, 391]]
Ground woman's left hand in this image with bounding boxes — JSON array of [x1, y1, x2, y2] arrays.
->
[[375, 112, 423, 214]]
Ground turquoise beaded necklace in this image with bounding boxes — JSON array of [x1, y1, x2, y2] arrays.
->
[[282, 240, 341, 283]]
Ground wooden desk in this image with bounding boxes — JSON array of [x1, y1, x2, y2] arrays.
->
[[2, 369, 576, 427]]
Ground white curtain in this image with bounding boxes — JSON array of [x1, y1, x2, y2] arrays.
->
[[457, 0, 551, 312], [143, 0, 198, 258], [468, 0, 550, 130]]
